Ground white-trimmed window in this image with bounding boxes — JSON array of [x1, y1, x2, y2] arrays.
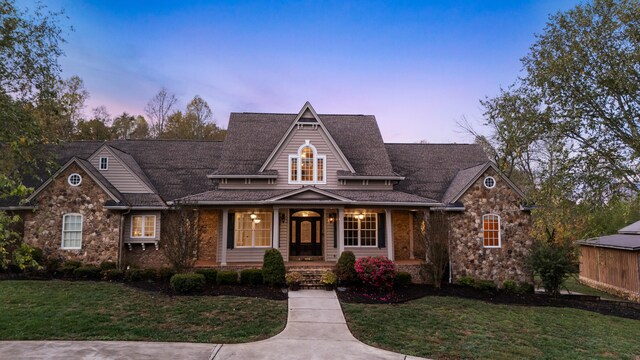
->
[[482, 214, 501, 248], [344, 213, 377, 247], [62, 214, 83, 249], [288, 140, 326, 184], [68, 173, 82, 186], [484, 176, 496, 189], [235, 212, 272, 247], [131, 215, 156, 238], [99, 156, 108, 170]]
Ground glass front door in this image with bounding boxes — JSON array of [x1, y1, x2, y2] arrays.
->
[[290, 210, 323, 257]]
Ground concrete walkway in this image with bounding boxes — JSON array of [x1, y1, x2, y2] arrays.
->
[[212, 289, 426, 360], [0, 290, 426, 360]]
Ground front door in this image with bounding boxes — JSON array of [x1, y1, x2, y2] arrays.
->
[[290, 210, 323, 257]]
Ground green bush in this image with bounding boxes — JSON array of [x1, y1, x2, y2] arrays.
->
[[457, 276, 475, 287], [528, 241, 579, 296], [518, 282, 535, 294], [262, 249, 285, 287], [125, 268, 145, 282], [473, 279, 497, 292], [99, 261, 117, 270], [195, 268, 218, 284], [61, 260, 82, 277], [320, 271, 337, 288], [336, 251, 357, 285], [157, 268, 177, 282], [73, 265, 102, 280], [240, 269, 263, 285], [103, 269, 124, 281], [43, 256, 63, 275], [394, 271, 412, 287], [170, 273, 206, 294], [142, 268, 157, 280], [216, 270, 239, 285], [10, 243, 42, 272], [502, 280, 518, 293]]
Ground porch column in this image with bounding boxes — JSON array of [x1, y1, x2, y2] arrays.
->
[[338, 207, 345, 257], [221, 208, 228, 266], [409, 213, 415, 260], [385, 209, 394, 260], [272, 208, 279, 249]]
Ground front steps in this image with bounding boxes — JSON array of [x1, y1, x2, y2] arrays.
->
[[286, 266, 334, 288]]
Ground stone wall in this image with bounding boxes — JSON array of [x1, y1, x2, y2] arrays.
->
[[23, 163, 120, 265], [579, 276, 640, 303], [448, 167, 533, 284], [123, 243, 171, 269]]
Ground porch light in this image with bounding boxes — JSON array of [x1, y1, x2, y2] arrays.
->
[[357, 213, 365, 220], [254, 218, 261, 224], [250, 213, 257, 219], [328, 214, 335, 223]]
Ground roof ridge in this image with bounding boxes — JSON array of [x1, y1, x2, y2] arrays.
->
[[385, 142, 478, 146], [232, 112, 370, 117]]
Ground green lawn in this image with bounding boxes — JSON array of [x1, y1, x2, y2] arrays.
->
[[0, 280, 287, 343], [562, 277, 623, 300], [341, 296, 640, 360]]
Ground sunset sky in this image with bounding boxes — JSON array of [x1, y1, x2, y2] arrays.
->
[[36, 0, 577, 142]]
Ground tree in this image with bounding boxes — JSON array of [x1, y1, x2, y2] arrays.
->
[[130, 115, 150, 139], [161, 96, 226, 140], [145, 87, 177, 137], [162, 202, 200, 273], [112, 113, 150, 140], [415, 211, 450, 288]]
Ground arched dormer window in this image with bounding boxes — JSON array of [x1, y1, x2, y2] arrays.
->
[[289, 140, 326, 184]]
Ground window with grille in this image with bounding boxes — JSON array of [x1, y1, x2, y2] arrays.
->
[[131, 215, 156, 238], [99, 156, 108, 170], [344, 213, 378, 247], [482, 214, 501, 247], [235, 212, 272, 247], [62, 214, 83, 249], [288, 140, 326, 184]]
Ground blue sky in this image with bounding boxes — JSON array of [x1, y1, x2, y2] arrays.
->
[[33, 0, 577, 142]]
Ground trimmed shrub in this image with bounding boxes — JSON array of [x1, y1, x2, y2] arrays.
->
[[157, 268, 177, 282], [142, 268, 157, 280], [262, 249, 285, 287], [473, 279, 497, 292], [355, 256, 397, 293], [457, 276, 475, 287], [518, 282, 535, 294], [103, 269, 124, 281], [125, 268, 145, 282], [394, 272, 412, 288], [336, 251, 357, 285], [43, 256, 63, 275], [61, 260, 82, 277], [216, 270, 239, 285], [528, 240, 579, 296], [502, 280, 518, 293], [99, 261, 117, 270], [195, 268, 218, 284], [285, 272, 303, 290], [73, 265, 102, 280], [170, 273, 206, 294], [240, 269, 263, 285]]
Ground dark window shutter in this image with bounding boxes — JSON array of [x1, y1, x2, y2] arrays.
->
[[377, 213, 386, 248], [333, 221, 337, 248], [227, 212, 235, 249]]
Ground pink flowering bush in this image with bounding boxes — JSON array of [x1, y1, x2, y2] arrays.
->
[[354, 256, 397, 293]]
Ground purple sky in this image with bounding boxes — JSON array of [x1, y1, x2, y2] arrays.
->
[[37, 0, 578, 143]]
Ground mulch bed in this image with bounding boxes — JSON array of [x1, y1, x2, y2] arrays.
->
[[125, 280, 289, 300], [337, 284, 640, 320]]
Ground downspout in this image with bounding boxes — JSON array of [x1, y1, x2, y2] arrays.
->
[[118, 208, 131, 270], [447, 212, 452, 284]]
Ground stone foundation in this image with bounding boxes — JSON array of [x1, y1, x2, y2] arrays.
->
[[448, 168, 533, 284], [123, 243, 172, 269], [579, 276, 640, 303], [23, 163, 120, 265]]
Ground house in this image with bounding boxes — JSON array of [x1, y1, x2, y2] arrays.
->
[[3, 102, 533, 284], [578, 221, 640, 302]]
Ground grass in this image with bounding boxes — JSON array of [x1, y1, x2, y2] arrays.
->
[[562, 277, 623, 300], [0, 280, 287, 343], [341, 296, 640, 360]]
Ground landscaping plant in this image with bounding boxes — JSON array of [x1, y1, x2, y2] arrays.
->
[[170, 273, 206, 294], [320, 271, 337, 290], [73, 265, 102, 280], [354, 256, 397, 294], [240, 269, 263, 285], [394, 272, 412, 288], [416, 210, 449, 288], [285, 272, 302, 291], [216, 270, 239, 285], [262, 249, 285, 287], [335, 251, 357, 285], [195, 268, 217, 284], [161, 201, 200, 272], [528, 240, 579, 296]]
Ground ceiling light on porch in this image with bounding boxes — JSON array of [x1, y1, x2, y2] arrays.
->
[[253, 218, 261, 224], [301, 211, 309, 217], [357, 213, 365, 220], [250, 213, 257, 219]]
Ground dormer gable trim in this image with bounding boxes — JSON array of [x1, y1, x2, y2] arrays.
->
[[447, 161, 527, 204], [258, 102, 355, 173], [265, 186, 353, 202], [88, 144, 155, 193], [26, 157, 122, 204]]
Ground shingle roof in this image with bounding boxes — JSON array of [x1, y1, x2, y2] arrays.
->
[[385, 143, 489, 201], [619, 220, 640, 235], [578, 234, 640, 251], [441, 163, 488, 204], [107, 146, 158, 193], [216, 113, 396, 176]]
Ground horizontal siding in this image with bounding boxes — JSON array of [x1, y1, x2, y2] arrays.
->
[[89, 148, 150, 193], [123, 211, 161, 242], [226, 248, 268, 262], [325, 217, 338, 262], [345, 246, 387, 258], [279, 209, 289, 260]]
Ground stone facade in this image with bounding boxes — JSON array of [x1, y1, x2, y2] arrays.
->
[[123, 243, 171, 269], [448, 168, 533, 284], [23, 163, 121, 265], [392, 210, 413, 261], [198, 209, 220, 262]]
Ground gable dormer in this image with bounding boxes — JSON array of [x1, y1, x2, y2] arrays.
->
[[88, 145, 155, 193]]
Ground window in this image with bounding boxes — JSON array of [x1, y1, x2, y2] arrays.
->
[[235, 212, 272, 247], [484, 176, 496, 189], [131, 215, 156, 238], [344, 213, 377, 247], [483, 214, 501, 247], [68, 173, 82, 186], [288, 140, 326, 184], [62, 214, 83, 249], [99, 156, 108, 170]]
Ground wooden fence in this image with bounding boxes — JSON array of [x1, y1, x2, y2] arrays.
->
[[579, 246, 639, 293]]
